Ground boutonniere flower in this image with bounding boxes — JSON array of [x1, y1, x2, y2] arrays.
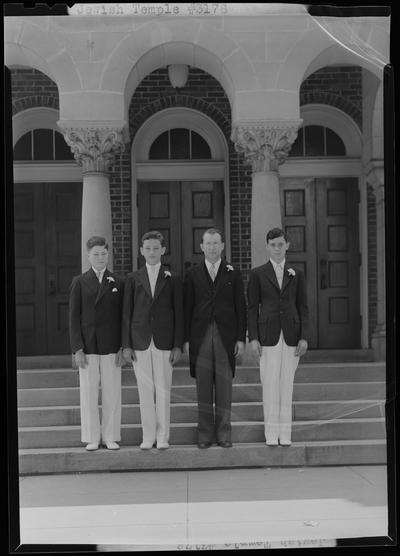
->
[[106, 276, 115, 283], [164, 270, 172, 278], [112, 287, 118, 292], [226, 265, 234, 272], [287, 268, 296, 276]]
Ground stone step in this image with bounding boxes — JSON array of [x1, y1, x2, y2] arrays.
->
[[18, 417, 386, 449], [17, 381, 386, 407], [18, 399, 385, 427], [15, 349, 375, 369], [18, 440, 387, 475], [16, 363, 386, 389]]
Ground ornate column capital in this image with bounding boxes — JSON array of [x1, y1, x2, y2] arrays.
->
[[57, 121, 127, 173], [231, 119, 302, 172], [365, 159, 384, 202]]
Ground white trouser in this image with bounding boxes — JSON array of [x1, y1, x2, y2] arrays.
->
[[133, 339, 173, 445], [79, 353, 122, 444], [260, 331, 299, 442]]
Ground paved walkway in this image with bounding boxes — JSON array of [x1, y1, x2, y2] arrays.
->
[[19, 465, 388, 550]]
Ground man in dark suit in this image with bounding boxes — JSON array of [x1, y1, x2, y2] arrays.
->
[[122, 231, 183, 450], [247, 227, 309, 446], [69, 236, 124, 451], [184, 228, 247, 449]]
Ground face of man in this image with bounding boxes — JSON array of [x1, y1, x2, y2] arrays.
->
[[140, 238, 166, 265], [266, 235, 290, 264], [88, 244, 108, 272], [200, 232, 224, 264]]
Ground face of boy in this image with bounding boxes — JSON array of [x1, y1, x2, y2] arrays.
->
[[200, 232, 224, 264], [266, 236, 290, 264], [140, 238, 166, 265], [88, 245, 108, 272]]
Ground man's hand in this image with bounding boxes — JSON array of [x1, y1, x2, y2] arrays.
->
[[250, 339, 262, 358], [114, 348, 124, 367], [169, 347, 182, 365], [183, 342, 190, 356], [123, 347, 137, 364], [295, 339, 308, 357], [234, 341, 245, 357], [75, 349, 88, 369]]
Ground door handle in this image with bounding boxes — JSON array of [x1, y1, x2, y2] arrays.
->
[[320, 259, 327, 290], [48, 274, 56, 295]]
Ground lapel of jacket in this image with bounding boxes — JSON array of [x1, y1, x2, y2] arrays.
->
[[95, 268, 111, 304], [280, 262, 292, 293], [214, 261, 229, 292], [199, 261, 213, 291], [84, 268, 101, 298], [153, 266, 168, 301], [137, 266, 152, 299], [265, 261, 281, 292]]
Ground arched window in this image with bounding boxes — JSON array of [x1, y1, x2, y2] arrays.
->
[[13, 129, 74, 161], [149, 128, 212, 160], [289, 125, 346, 157]]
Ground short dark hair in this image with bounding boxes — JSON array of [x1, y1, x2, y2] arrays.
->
[[201, 227, 224, 243], [141, 230, 166, 247], [266, 227, 287, 243], [86, 236, 108, 251]]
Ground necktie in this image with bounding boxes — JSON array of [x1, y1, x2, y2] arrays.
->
[[96, 270, 102, 283], [149, 266, 157, 296], [209, 263, 216, 282], [276, 263, 283, 288]]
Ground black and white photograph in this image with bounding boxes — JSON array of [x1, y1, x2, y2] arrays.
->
[[3, 1, 396, 552]]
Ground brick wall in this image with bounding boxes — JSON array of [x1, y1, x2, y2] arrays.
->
[[10, 68, 59, 114], [300, 66, 362, 128]]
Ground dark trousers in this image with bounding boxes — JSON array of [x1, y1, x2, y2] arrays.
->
[[195, 321, 232, 443]]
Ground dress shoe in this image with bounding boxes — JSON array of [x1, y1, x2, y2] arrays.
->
[[157, 442, 170, 450], [279, 439, 292, 446], [218, 440, 232, 448], [86, 443, 99, 451], [105, 441, 120, 450], [140, 442, 154, 450], [266, 439, 278, 446], [198, 441, 212, 449]]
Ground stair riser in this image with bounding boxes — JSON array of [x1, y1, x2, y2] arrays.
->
[[18, 420, 386, 448], [17, 365, 386, 389], [18, 401, 385, 427], [17, 382, 387, 407]]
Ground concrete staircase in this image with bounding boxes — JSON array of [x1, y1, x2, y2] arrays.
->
[[17, 350, 387, 474]]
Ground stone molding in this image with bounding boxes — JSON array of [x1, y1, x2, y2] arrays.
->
[[231, 120, 302, 172], [57, 122, 126, 173], [365, 159, 384, 201]]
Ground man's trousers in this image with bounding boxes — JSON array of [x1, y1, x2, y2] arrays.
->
[[79, 353, 122, 444], [260, 331, 300, 442], [133, 339, 173, 446], [195, 321, 232, 443]]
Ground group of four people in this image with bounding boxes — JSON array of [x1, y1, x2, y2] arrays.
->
[[69, 227, 309, 452]]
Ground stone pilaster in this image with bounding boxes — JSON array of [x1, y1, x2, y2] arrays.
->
[[57, 122, 126, 271], [231, 120, 301, 266]]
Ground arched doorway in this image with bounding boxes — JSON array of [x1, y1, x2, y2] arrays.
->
[[281, 105, 363, 349], [132, 108, 230, 276]]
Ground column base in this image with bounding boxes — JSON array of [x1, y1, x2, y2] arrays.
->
[[371, 325, 386, 361]]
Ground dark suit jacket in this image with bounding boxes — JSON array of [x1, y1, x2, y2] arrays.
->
[[69, 268, 124, 355], [247, 261, 309, 347], [121, 265, 184, 351], [184, 260, 247, 378]]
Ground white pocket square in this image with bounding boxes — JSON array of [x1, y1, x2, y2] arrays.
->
[[112, 287, 118, 292]]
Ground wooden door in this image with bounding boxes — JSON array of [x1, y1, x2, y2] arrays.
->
[[137, 181, 224, 276], [281, 177, 360, 349], [14, 183, 82, 355]]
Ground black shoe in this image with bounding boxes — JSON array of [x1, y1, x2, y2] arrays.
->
[[218, 440, 232, 448], [198, 441, 212, 449]]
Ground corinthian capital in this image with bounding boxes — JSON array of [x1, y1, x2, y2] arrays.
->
[[57, 121, 126, 173], [231, 120, 302, 172]]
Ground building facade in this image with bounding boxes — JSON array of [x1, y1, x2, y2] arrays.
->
[[5, 4, 389, 359]]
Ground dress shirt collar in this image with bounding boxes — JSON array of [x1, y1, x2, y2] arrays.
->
[[92, 266, 106, 282], [146, 262, 161, 275], [270, 258, 286, 273], [205, 258, 222, 274]]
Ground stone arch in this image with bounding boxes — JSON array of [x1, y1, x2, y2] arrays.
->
[[300, 91, 362, 130], [12, 106, 60, 146]]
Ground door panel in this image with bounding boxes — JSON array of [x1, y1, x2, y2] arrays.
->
[[14, 183, 82, 355], [138, 181, 224, 277], [281, 177, 360, 349]]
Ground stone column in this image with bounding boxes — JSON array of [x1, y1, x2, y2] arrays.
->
[[367, 162, 385, 361], [231, 120, 301, 267], [57, 124, 125, 271]]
